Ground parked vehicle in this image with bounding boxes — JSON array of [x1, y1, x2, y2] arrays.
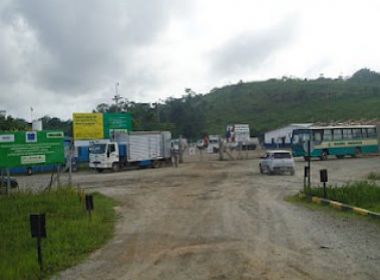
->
[[89, 131, 172, 172], [291, 125, 379, 160], [259, 150, 295, 175], [207, 135, 220, 153], [0, 177, 18, 189]]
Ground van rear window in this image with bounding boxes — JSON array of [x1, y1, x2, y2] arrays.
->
[[273, 153, 291, 159]]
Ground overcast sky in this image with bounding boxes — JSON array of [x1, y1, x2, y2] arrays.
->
[[1, 0, 380, 120]]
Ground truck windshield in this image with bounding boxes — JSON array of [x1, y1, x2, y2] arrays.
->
[[90, 144, 106, 154]]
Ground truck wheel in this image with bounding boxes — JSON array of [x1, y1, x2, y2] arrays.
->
[[27, 167, 33, 176], [112, 163, 119, 172], [96, 168, 104, 173]]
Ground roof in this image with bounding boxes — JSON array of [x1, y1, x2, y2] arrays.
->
[[267, 150, 292, 154]]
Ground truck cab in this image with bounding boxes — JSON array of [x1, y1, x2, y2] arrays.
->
[[89, 140, 120, 172]]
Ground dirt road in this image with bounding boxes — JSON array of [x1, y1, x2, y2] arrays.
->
[[43, 156, 380, 279]]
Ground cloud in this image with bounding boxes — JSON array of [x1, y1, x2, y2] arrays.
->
[[0, 0, 194, 118], [209, 16, 298, 77]]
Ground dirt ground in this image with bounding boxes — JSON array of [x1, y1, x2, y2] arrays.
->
[[17, 152, 380, 280]]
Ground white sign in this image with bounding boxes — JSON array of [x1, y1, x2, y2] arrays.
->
[[21, 155, 46, 165], [0, 134, 15, 143]]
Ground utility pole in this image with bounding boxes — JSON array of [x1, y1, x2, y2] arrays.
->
[[112, 82, 122, 112]]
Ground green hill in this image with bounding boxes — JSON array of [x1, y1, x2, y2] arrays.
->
[[201, 69, 380, 136]]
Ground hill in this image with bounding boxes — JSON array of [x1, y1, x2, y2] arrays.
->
[[201, 69, 380, 136]]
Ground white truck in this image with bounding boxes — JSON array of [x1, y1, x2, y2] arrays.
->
[[89, 131, 172, 172]]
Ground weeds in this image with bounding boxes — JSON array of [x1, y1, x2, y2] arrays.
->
[[308, 181, 380, 212], [367, 172, 380, 180], [0, 187, 116, 279]]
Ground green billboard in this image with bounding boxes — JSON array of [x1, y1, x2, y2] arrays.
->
[[103, 113, 133, 138], [0, 131, 65, 168]]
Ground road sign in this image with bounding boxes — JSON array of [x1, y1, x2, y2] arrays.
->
[[0, 131, 65, 168], [103, 113, 133, 139], [73, 113, 104, 140]]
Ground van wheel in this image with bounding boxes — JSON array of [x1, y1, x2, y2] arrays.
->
[[320, 150, 328, 161], [259, 165, 264, 174], [96, 168, 104, 173]]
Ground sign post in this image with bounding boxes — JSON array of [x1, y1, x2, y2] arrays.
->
[[85, 194, 94, 220], [320, 169, 328, 198], [30, 214, 47, 273]]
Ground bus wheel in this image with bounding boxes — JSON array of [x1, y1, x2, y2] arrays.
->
[[320, 150, 328, 161], [354, 147, 362, 157], [336, 155, 344, 159]]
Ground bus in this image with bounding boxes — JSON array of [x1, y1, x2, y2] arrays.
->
[[291, 125, 379, 160]]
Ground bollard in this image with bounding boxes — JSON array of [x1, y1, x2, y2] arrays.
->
[[320, 169, 328, 198]]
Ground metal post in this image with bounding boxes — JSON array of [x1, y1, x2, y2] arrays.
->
[[179, 135, 183, 164], [6, 168, 10, 194], [56, 165, 61, 188], [37, 236, 43, 272], [68, 147, 72, 186], [307, 140, 311, 189], [323, 182, 327, 198]]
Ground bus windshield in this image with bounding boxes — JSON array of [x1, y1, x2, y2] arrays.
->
[[90, 144, 107, 154], [292, 129, 311, 145]]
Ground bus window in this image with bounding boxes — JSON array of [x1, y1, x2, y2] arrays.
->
[[323, 129, 332, 141], [333, 129, 342, 140], [362, 128, 368, 138], [368, 128, 376, 138], [343, 129, 352, 140], [352, 128, 362, 139], [313, 130, 322, 143]]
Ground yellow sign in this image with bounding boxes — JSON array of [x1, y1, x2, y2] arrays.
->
[[73, 113, 104, 140]]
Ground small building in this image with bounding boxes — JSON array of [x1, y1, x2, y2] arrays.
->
[[264, 123, 313, 148]]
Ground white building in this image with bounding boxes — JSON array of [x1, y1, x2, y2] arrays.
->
[[264, 123, 313, 148]]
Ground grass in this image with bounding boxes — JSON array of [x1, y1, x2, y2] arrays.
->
[[0, 188, 116, 279], [307, 181, 380, 213], [367, 172, 380, 180]]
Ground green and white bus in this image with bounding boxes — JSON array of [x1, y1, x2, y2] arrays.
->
[[291, 125, 379, 160]]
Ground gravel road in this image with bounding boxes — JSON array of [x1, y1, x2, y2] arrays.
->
[[24, 155, 380, 280]]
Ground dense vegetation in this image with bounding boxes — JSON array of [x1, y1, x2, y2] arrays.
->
[[2, 68, 380, 140], [0, 188, 116, 279]]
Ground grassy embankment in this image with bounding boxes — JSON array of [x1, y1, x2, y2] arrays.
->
[[0, 188, 116, 279], [368, 172, 380, 180], [307, 181, 380, 212]]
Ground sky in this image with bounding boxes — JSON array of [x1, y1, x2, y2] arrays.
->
[[1, 0, 380, 121]]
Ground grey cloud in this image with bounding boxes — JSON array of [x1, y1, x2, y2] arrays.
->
[[210, 17, 298, 77], [0, 0, 194, 118], [1, 0, 192, 93]]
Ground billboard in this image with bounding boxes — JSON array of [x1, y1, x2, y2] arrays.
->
[[0, 131, 65, 168], [103, 113, 133, 139], [73, 113, 104, 140]]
